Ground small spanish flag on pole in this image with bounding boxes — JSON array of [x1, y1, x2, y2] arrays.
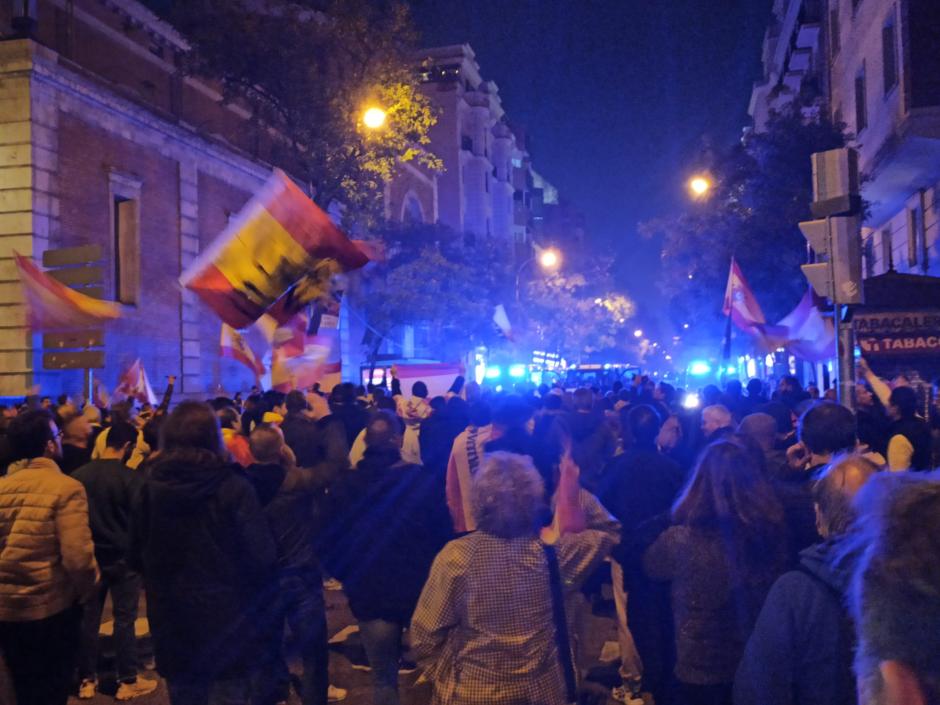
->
[[15, 253, 121, 330]]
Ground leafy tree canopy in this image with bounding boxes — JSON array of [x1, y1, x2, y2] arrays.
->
[[148, 0, 441, 225], [640, 106, 847, 350]]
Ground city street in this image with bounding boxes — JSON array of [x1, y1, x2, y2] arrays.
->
[[67, 575, 624, 705]]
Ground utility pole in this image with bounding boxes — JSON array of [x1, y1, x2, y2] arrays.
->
[[798, 148, 863, 411]]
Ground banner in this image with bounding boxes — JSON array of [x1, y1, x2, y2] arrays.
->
[[180, 170, 369, 329], [270, 298, 342, 392], [15, 253, 120, 330], [855, 312, 940, 357]]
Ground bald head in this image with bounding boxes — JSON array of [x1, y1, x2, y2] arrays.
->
[[249, 424, 284, 464], [738, 413, 777, 452], [702, 404, 733, 437], [813, 454, 878, 537]]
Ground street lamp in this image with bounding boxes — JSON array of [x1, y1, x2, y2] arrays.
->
[[633, 329, 643, 338], [516, 247, 561, 302], [539, 249, 559, 269], [688, 175, 712, 199], [362, 106, 387, 130]]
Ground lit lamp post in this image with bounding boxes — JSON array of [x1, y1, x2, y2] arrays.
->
[[516, 247, 561, 302], [362, 106, 387, 130], [687, 174, 713, 199]]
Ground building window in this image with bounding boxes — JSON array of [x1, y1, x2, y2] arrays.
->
[[854, 67, 868, 133], [830, 5, 841, 55], [461, 135, 473, 152], [907, 207, 920, 267], [108, 171, 142, 306], [485, 173, 489, 193], [882, 15, 898, 94], [882, 227, 894, 271], [402, 194, 424, 224], [863, 234, 875, 278]]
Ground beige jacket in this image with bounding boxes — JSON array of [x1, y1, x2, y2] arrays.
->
[[0, 457, 100, 622]]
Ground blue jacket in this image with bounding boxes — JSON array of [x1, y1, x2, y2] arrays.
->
[[733, 537, 857, 705]]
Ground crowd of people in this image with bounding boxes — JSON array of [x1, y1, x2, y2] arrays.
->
[[0, 367, 939, 705]]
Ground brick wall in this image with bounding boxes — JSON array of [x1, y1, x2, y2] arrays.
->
[[54, 111, 181, 395]]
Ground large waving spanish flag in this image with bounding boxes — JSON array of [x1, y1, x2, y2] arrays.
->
[[15, 253, 121, 330], [180, 169, 370, 329]]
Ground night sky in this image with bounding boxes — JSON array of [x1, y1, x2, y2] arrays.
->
[[410, 0, 773, 321]]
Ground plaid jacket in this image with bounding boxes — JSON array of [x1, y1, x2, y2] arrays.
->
[[411, 491, 619, 705]]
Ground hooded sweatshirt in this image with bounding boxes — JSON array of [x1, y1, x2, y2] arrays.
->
[[133, 450, 276, 679], [733, 537, 858, 705]]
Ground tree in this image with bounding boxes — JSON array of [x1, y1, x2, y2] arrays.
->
[[351, 222, 513, 365], [148, 0, 441, 225], [522, 260, 636, 362], [640, 106, 847, 350]]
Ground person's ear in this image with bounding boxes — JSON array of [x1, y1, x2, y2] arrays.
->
[[879, 660, 927, 705]]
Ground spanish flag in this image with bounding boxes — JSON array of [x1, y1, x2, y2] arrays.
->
[[15, 253, 121, 330], [180, 169, 370, 329], [220, 324, 265, 379]]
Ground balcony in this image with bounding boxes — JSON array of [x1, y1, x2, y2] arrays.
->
[[863, 107, 940, 225]]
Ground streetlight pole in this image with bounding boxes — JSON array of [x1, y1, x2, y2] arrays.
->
[[515, 248, 560, 303]]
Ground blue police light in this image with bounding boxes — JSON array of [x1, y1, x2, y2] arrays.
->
[[508, 364, 526, 378], [485, 366, 501, 379], [682, 392, 701, 410], [689, 360, 712, 376], [725, 366, 737, 374]]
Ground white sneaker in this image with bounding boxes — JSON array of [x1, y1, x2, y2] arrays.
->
[[611, 683, 644, 705], [78, 679, 97, 699], [327, 684, 348, 702], [116, 677, 159, 701]]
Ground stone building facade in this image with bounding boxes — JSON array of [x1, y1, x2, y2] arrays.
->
[[0, 0, 281, 398]]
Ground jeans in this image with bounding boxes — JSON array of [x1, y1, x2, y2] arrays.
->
[[166, 675, 251, 705], [358, 618, 403, 705], [79, 562, 143, 683], [0, 604, 82, 705], [254, 574, 328, 705]]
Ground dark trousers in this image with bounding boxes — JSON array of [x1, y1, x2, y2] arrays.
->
[[0, 604, 82, 705], [359, 618, 403, 705], [166, 675, 250, 705], [677, 681, 733, 705], [254, 574, 328, 705], [79, 562, 142, 683]]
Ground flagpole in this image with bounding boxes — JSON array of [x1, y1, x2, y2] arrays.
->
[[721, 254, 736, 364]]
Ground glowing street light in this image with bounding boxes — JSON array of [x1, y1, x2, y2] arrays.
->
[[633, 329, 644, 338], [539, 248, 560, 269], [688, 175, 712, 198], [516, 247, 562, 302], [362, 106, 387, 130]]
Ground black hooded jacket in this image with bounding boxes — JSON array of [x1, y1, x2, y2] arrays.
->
[[320, 445, 452, 623], [132, 450, 276, 679]]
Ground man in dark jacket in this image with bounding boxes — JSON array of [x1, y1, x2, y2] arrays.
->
[[605, 405, 686, 705], [568, 388, 616, 494], [777, 402, 857, 565], [322, 411, 451, 705], [280, 390, 348, 475], [73, 421, 157, 701], [132, 401, 276, 705], [734, 454, 877, 705], [885, 386, 932, 471], [245, 425, 343, 705]]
